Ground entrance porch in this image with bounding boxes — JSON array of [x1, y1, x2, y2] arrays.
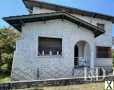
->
[[74, 40, 94, 69]]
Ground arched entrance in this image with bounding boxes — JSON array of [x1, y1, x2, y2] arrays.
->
[[74, 41, 90, 68]]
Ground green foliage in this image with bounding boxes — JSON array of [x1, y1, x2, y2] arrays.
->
[[112, 49, 114, 67], [0, 74, 10, 83], [0, 27, 20, 74]]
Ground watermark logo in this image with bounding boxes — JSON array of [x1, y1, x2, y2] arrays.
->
[[105, 80, 113, 90], [83, 67, 106, 81]]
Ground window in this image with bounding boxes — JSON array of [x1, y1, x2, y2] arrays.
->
[[96, 46, 112, 58], [97, 23, 105, 29], [38, 37, 62, 56]]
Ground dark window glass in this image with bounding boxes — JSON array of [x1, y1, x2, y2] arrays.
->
[[96, 46, 112, 58], [38, 37, 62, 56]]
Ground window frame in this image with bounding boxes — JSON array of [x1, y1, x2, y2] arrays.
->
[[38, 36, 62, 56], [96, 46, 112, 58]]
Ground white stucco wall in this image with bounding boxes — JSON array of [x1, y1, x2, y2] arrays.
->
[[33, 7, 112, 46], [95, 58, 112, 67], [11, 7, 113, 80], [72, 14, 112, 46], [32, 7, 112, 67], [12, 19, 95, 80], [72, 14, 112, 67], [33, 7, 55, 14]]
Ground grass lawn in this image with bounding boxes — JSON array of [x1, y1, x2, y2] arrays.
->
[[0, 75, 106, 90], [44, 82, 105, 90], [0, 74, 10, 83], [19, 82, 105, 90]]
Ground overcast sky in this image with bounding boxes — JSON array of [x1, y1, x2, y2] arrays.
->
[[0, 0, 114, 36]]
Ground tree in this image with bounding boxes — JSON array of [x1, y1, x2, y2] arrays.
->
[[0, 27, 20, 74], [112, 49, 114, 68]]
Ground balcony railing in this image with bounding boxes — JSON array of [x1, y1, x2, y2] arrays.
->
[[38, 48, 62, 56]]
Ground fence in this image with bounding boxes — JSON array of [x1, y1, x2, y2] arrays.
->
[[1, 60, 113, 89], [0, 75, 114, 90]]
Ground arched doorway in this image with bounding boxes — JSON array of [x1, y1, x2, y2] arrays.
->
[[74, 41, 90, 67]]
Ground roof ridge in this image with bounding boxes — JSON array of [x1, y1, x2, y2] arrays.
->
[[23, 0, 114, 23], [32, 0, 114, 17]]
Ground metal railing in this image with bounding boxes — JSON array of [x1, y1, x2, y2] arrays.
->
[[38, 48, 62, 56], [74, 57, 88, 67]]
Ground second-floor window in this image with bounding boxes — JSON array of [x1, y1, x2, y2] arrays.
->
[[38, 37, 62, 56], [97, 23, 105, 30]]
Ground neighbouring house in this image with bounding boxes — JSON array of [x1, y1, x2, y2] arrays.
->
[[3, 0, 114, 80]]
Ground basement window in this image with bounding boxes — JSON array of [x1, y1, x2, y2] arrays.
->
[[96, 46, 112, 58], [38, 37, 62, 56]]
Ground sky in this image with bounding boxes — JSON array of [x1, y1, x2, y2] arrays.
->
[[0, 0, 114, 36]]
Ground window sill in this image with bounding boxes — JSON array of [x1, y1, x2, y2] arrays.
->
[[37, 55, 63, 58], [96, 58, 112, 59]]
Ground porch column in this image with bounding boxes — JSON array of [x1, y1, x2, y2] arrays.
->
[[90, 44, 95, 69]]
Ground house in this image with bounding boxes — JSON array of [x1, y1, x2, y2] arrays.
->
[[113, 37, 114, 45], [3, 0, 114, 80]]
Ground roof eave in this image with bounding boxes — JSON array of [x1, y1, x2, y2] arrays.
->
[[3, 12, 105, 37]]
